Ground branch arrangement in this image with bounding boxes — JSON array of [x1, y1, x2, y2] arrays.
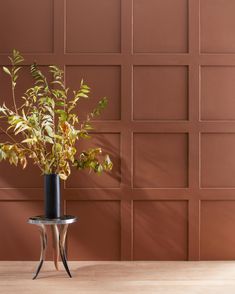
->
[[0, 50, 113, 180]]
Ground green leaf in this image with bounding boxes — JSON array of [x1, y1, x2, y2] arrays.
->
[[55, 109, 67, 121], [54, 143, 62, 153], [22, 109, 27, 120], [14, 121, 23, 131], [82, 84, 90, 90], [3, 67, 11, 76], [81, 89, 90, 94], [44, 136, 54, 144], [13, 67, 22, 75], [0, 106, 7, 115], [20, 156, 27, 169], [0, 149, 7, 161], [15, 125, 30, 135], [59, 173, 67, 180], [78, 132, 91, 139], [84, 123, 93, 130], [56, 101, 66, 107], [9, 151, 18, 166], [44, 125, 54, 137], [21, 138, 36, 144], [96, 164, 103, 174], [104, 155, 113, 170], [77, 92, 88, 98], [54, 134, 63, 140]]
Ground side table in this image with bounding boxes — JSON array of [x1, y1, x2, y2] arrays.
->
[[28, 215, 77, 279]]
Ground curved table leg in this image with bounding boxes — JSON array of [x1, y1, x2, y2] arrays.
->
[[33, 224, 47, 280], [51, 225, 60, 270], [59, 224, 72, 278]]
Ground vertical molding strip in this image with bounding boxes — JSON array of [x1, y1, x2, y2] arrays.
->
[[188, 0, 201, 260], [53, 0, 65, 56], [120, 0, 133, 260]]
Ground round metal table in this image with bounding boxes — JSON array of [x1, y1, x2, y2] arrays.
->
[[28, 215, 77, 279]]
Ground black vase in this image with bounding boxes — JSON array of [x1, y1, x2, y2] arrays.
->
[[44, 174, 61, 219]]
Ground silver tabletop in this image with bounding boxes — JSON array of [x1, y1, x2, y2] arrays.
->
[[28, 215, 77, 225]]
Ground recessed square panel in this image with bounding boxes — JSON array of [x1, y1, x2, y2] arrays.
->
[[0, 0, 53, 53], [0, 201, 49, 260], [67, 200, 121, 260], [66, 66, 121, 120], [133, 66, 188, 120], [133, 133, 188, 188], [66, 133, 121, 188], [201, 133, 235, 188], [200, 0, 235, 53], [133, 201, 188, 260], [66, 0, 121, 53], [201, 67, 235, 120], [133, 0, 188, 53], [201, 201, 235, 260]]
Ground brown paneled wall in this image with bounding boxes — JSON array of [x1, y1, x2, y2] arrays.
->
[[0, 0, 234, 261]]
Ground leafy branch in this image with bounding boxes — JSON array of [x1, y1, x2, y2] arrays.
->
[[0, 50, 113, 180], [3, 49, 24, 114]]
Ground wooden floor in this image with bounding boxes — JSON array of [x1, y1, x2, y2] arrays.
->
[[1, 261, 235, 293]]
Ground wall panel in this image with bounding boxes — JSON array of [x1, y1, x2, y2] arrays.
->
[[201, 66, 235, 120], [0, 0, 234, 260], [133, 0, 188, 53], [200, 0, 235, 53], [133, 66, 188, 120], [66, 0, 121, 53], [67, 200, 121, 260], [133, 133, 188, 188], [201, 201, 235, 260], [133, 200, 188, 260], [0, 0, 54, 53]]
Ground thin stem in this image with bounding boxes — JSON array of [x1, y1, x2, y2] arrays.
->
[[11, 85, 18, 115], [11, 66, 18, 115]]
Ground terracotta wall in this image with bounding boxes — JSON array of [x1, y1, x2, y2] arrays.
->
[[0, 0, 235, 261]]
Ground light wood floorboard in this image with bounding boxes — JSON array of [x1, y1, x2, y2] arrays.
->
[[1, 261, 235, 294]]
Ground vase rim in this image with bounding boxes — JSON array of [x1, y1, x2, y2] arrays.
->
[[44, 173, 59, 176]]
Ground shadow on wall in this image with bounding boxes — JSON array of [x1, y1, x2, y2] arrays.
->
[[67, 134, 188, 262], [67, 198, 188, 262]]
